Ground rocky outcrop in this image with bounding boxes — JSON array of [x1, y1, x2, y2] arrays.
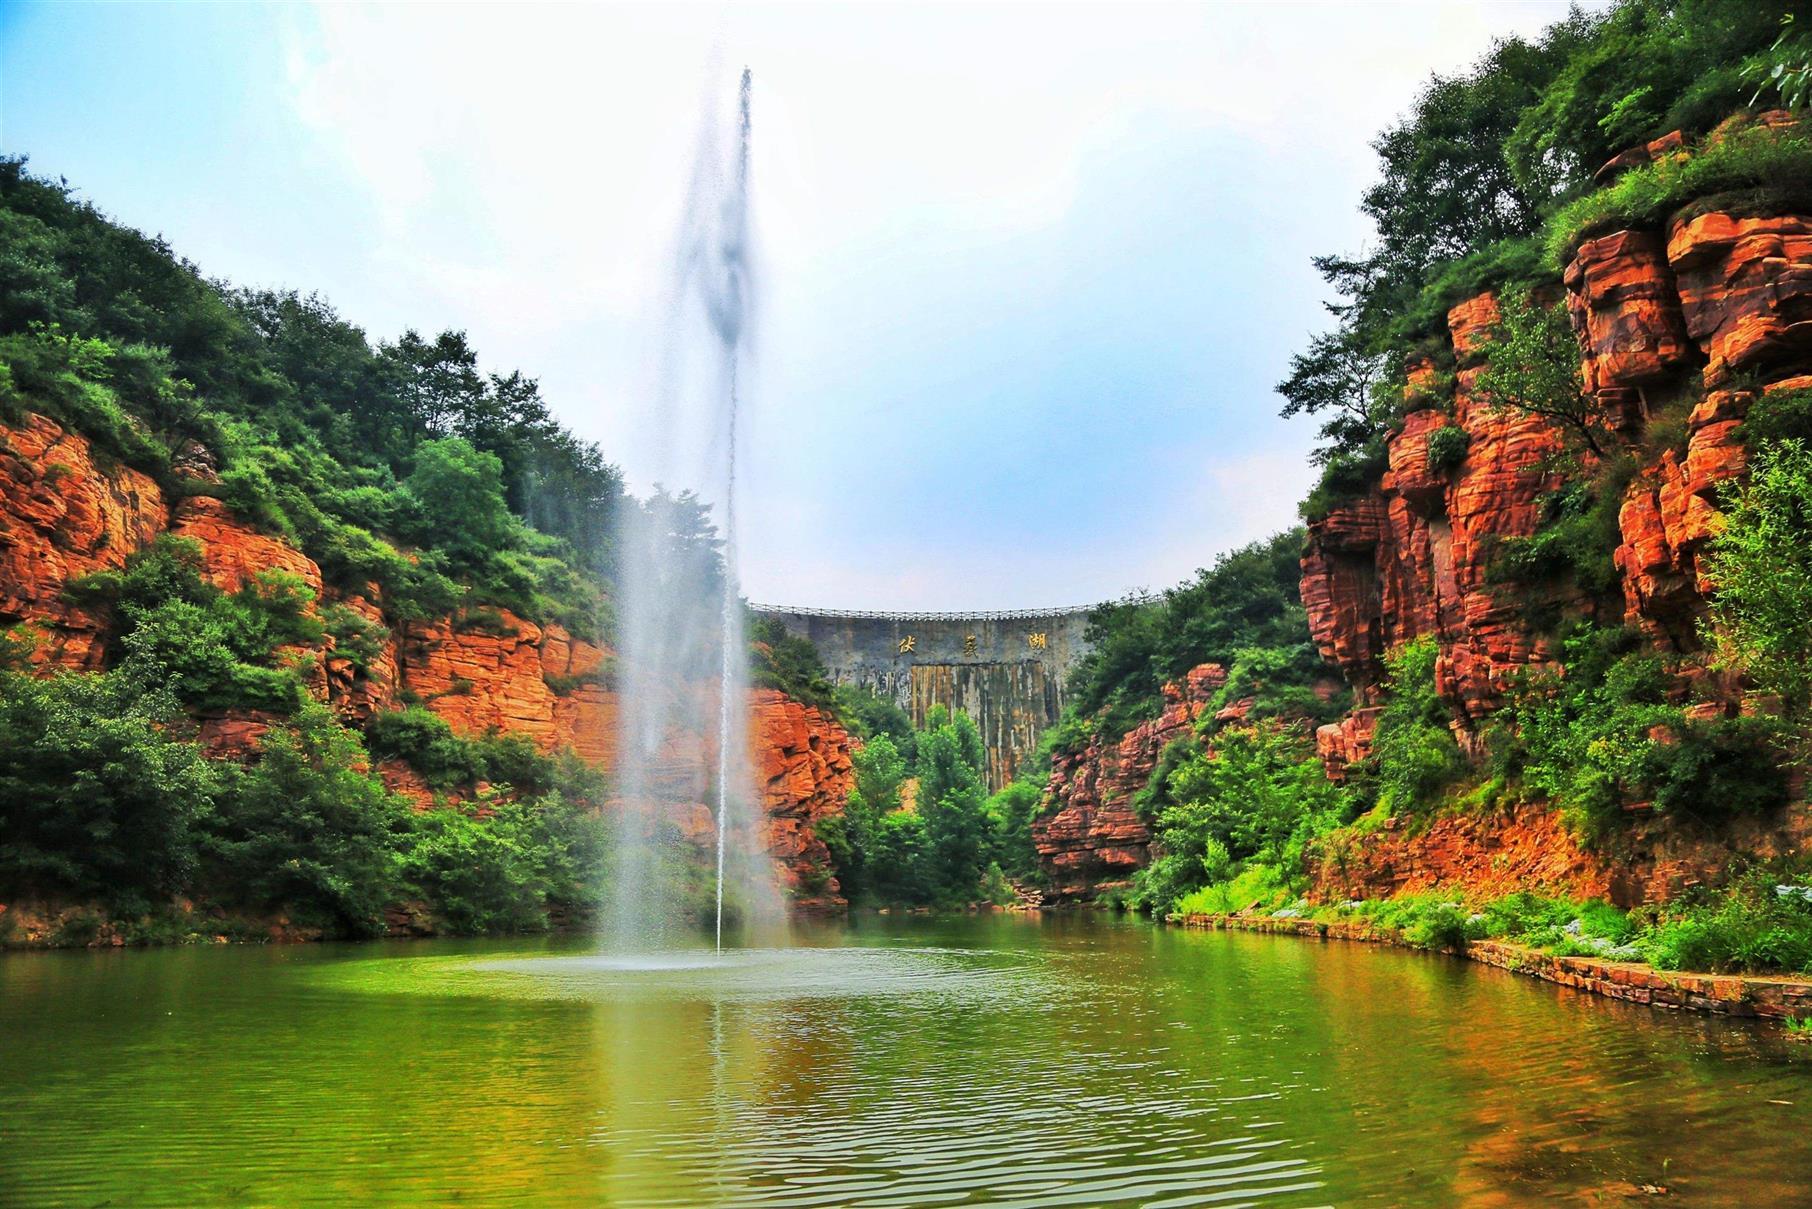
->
[[753, 691, 854, 910], [1563, 228, 1691, 396], [1301, 291, 1575, 729], [170, 496, 323, 596], [1034, 663, 1224, 901], [1296, 121, 1812, 909], [1309, 799, 1812, 910], [1668, 211, 1812, 386], [0, 413, 165, 667]]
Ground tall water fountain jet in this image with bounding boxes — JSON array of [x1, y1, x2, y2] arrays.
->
[[608, 68, 779, 953]]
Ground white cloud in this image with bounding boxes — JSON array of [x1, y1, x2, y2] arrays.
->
[[268, 0, 1588, 608]]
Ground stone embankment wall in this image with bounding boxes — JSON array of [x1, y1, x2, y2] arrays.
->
[[1178, 912, 1812, 1022], [751, 604, 1093, 789]]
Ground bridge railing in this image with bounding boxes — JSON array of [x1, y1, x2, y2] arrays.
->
[[747, 596, 1155, 623]]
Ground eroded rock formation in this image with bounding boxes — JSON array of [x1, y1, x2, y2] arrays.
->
[[1296, 120, 1812, 903], [1034, 663, 1225, 901]]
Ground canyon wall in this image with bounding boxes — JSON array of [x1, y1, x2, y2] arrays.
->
[[1299, 117, 1812, 903], [752, 604, 1093, 789], [0, 417, 853, 907]]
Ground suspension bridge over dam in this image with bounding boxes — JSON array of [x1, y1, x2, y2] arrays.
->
[[748, 602, 1101, 789]]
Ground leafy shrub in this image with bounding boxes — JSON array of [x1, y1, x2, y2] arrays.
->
[[0, 666, 219, 910], [1509, 624, 1788, 834], [1129, 725, 1352, 917], [1702, 439, 1812, 714], [1742, 386, 1812, 447], [0, 326, 182, 478], [749, 615, 836, 711], [1424, 424, 1471, 474], [1485, 459, 1634, 598], [68, 536, 318, 713], [1300, 442, 1388, 522], [1065, 531, 1312, 748], [1171, 863, 1290, 918], [204, 704, 407, 934], [832, 682, 917, 763], [362, 706, 596, 802], [400, 800, 553, 935], [1212, 643, 1348, 728], [1370, 638, 1465, 813], [322, 603, 388, 673], [1636, 866, 1812, 973]]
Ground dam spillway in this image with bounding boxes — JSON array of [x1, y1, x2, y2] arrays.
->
[[748, 603, 1096, 789]]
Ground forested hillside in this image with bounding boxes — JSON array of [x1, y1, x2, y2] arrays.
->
[[0, 158, 849, 945]]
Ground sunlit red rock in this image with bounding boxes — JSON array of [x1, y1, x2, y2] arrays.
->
[[1033, 664, 1224, 901], [1668, 210, 1812, 385], [0, 412, 165, 667], [1563, 228, 1690, 393]]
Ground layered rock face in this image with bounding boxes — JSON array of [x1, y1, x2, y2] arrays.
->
[[0, 414, 853, 908], [0, 413, 166, 667], [752, 691, 854, 910], [1301, 290, 1578, 743], [1034, 663, 1224, 901], [1299, 118, 1812, 903]]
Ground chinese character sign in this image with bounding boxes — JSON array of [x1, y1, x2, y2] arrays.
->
[[898, 635, 916, 655], [963, 634, 978, 656], [1027, 632, 1047, 650]]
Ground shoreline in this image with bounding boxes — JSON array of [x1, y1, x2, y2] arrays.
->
[[1174, 911, 1812, 1022]]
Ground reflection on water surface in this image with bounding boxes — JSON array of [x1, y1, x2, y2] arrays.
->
[[2, 913, 1808, 1206]]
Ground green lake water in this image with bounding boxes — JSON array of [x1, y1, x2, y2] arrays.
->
[[3, 913, 1810, 1207]]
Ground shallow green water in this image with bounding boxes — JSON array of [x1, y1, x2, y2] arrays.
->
[[3, 914, 1810, 1207]]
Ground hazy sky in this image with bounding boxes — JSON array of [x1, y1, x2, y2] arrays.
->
[[1, 1, 1587, 608]]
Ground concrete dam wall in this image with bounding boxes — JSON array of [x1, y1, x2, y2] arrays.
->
[[749, 604, 1096, 789]]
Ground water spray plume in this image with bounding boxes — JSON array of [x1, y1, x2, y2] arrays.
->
[[608, 66, 777, 955]]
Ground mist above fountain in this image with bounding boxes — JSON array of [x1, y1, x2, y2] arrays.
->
[[607, 68, 780, 952]]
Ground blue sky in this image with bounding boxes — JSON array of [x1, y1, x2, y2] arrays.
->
[[1, 1, 1587, 608]]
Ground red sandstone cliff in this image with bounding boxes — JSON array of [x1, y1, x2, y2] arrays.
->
[[0, 422, 853, 908], [1033, 663, 1225, 901], [1298, 117, 1812, 902]]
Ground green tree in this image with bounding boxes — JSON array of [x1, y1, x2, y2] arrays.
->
[[0, 667, 219, 910], [915, 707, 991, 901], [1474, 294, 1605, 456], [205, 704, 407, 934], [1703, 439, 1812, 714], [401, 437, 519, 563], [984, 780, 1044, 882], [1370, 637, 1466, 813], [819, 732, 908, 905]]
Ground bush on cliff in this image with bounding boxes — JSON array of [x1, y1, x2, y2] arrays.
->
[[1065, 530, 1313, 743], [749, 615, 837, 712], [204, 703, 409, 935], [1703, 439, 1812, 716], [66, 535, 322, 714], [1369, 638, 1466, 814], [1545, 121, 1812, 270], [1129, 724, 1352, 917], [1507, 624, 1788, 834]]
